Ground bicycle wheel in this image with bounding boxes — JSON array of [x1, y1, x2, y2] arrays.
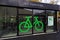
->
[[19, 22, 30, 33], [34, 21, 44, 31]]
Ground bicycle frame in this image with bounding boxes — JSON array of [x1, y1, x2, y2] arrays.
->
[[25, 16, 32, 28], [34, 16, 39, 24]]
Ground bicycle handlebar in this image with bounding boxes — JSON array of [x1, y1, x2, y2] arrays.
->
[[25, 16, 38, 18]]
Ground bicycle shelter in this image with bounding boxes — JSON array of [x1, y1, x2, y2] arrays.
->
[[0, 1, 59, 39], [16, 2, 58, 35]]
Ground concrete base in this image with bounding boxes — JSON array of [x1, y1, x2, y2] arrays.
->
[[2, 33, 57, 40]]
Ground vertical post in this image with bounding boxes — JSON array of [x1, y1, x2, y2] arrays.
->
[[44, 10, 46, 32], [54, 11, 57, 31], [16, 8, 19, 36], [16, 0, 19, 36], [32, 9, 34, 34]]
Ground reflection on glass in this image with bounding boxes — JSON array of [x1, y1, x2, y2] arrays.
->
[[33, 10, 45, 15], [19, 9, 32, 14], [0, 7, 17, 37]]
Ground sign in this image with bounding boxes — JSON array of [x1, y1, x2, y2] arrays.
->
[[29, 2, 45, 7], [19, 16, 44, 32], [48, 16, 54, 26]]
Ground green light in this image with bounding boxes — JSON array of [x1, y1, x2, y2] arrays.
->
[[34, 16, 44, 31], [19, 16, 32, 32], [34, 21, 44, 31], [19, 22, 30, 32], [18, 16, 44, 33]]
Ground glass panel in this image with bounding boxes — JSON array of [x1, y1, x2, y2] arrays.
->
[[33, 10, 45, 33], [19, 8, 32, 14], [33, 16, 45, 33], [0, 6, 5, 37], [46, 10, 55, 33], [19, 16, 32, 35], [33, 10, 45, 15], [0, 7, 17, 37]]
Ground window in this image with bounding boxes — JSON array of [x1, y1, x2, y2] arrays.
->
[[0, 6, 17, 37], [19, 8, 32, 15]]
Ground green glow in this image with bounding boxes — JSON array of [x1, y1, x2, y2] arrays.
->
[[18, 16, 44, 33], [19, 22, 30, 32], [34, 16, 44, 31], [19, 16, 32, 32]]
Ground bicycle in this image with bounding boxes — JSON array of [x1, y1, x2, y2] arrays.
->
[[19, 16, 44, 32]]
